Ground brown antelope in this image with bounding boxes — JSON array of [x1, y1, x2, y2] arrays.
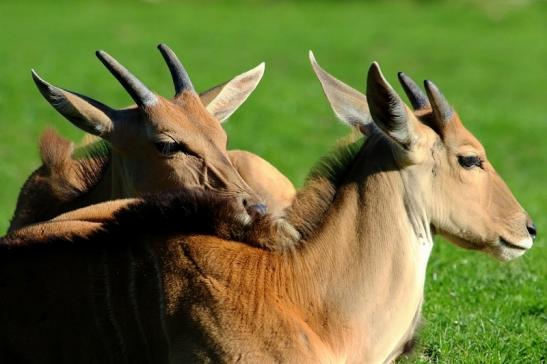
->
[[0, 58, 535, 363], [8, 44, 295, 232]]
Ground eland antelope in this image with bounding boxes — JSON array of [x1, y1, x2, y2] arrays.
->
[[8, 44, 295, 232], [0, 58, 535, 363]]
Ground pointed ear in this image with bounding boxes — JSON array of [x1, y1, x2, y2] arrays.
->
[[309, 51, 375, 135], [200, 62, 265, 123], [32, 70, 115, 137], [38, 128, 74, 172], [366, 62, 421, 151]]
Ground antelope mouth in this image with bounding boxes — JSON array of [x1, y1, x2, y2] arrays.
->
[[488, 236, 532, 262], [499, 237, 532, 251]]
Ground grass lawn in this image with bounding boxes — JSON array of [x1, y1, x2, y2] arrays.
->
[[0, 0, 545, 361]]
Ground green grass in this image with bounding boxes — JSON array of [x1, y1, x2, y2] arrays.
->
[[0, 0, 545, 361]]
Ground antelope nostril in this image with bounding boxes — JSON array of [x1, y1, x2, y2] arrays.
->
[[247, 203, 268, 217], [242, 198, 248, 207], [526, 222, 537, 240]]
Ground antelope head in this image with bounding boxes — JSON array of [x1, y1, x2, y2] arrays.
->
[[390, 70, 536, 260], [309, 52, 535, 261], [31, 44, 266, 212]]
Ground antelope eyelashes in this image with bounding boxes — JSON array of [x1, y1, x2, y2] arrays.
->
[[154, 141, 178, 157], [153, 139, 193, 158], [457, 155, 483, 170]]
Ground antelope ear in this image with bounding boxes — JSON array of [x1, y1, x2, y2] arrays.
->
[[309, 51, 375, 135], [38, 128, 74, 172], [32, 70, 114, 137], [201, 62, 265, 123], [366, 62, 421, 151]]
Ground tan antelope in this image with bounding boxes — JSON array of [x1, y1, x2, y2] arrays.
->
[[8, 44, 295, 232], [0, 57, 535, 363]]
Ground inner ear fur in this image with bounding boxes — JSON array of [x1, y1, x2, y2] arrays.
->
[[200, 62, 265, 123], [366, 62, 428, 161], [308, 51, 375, 135]]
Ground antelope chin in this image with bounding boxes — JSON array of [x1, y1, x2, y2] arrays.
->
[[488, 237, 532, 262]]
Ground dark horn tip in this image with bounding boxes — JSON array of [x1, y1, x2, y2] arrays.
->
[[157, 43, 195, 94], [398, 72, 412, 83], [423, 79, 436, 93], [95, 50, 113, 65], [423, 79, 435, 90], [398, 72, 431, 111], [424, 79, 444, 97], [157, 43, 174, 57], [94, 48, 157, 107], [424, 79, 443, 98], [423, 79, 453, 120]]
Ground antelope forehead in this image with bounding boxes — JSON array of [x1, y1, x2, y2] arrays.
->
[[144, 113, 202, 138], [144, 101, 197, 127], [444, 120, 485, 151]]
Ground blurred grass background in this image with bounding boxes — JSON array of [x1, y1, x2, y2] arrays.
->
[[0, 0, 545, 362]]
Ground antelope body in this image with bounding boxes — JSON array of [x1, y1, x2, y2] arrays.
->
[[0, 55, 536, 363]]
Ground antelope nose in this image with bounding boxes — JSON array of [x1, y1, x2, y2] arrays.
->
[[247, 203, 268, 217], [526, 221, 537, 240]]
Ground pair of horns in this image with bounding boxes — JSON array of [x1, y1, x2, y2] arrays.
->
[[33, 44, 194, 108], [97, 43, 194, 106], [397, 71, 453, 122], [366, 62, 455, 148]]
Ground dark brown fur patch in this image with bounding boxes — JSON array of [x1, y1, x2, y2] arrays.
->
[[2, 187, 262, 254], [8, 130, 110, 232]]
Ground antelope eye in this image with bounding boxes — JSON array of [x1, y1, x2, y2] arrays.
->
[[458, 155, 482, 169], [154, 141, 178, 157]]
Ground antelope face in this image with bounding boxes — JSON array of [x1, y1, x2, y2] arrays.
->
[[115, 93, 252, 202], [383, 71, 536, 262], [32, 44, 267, 213], [426, 112, 535, 261]]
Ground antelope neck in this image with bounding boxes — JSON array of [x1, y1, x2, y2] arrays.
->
[[288, 139, 434, 361]]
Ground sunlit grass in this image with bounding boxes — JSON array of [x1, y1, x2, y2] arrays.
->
[[0, 1, 545, 361]]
